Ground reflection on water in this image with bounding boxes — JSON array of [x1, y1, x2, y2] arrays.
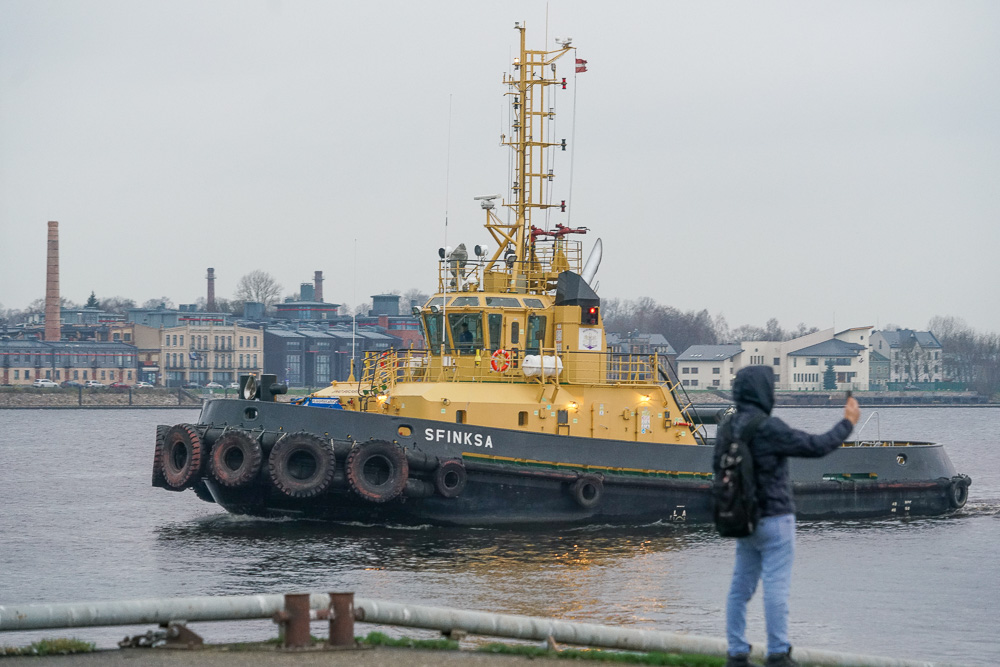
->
[[153, 516, 713, 622]]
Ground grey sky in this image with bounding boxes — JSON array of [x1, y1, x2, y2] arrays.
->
[[2, 1, 998, 333]]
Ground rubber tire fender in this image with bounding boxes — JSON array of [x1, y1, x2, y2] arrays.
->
[[345, 440, 409, 503], [948, 477, 969, 509], [152, 424, 168, 487], [210, 430, 264, 487], [268, 432, 336, 498], [570, 474, 604, 509], [162, 424, 205, 489], [434, 459, 468, 498]]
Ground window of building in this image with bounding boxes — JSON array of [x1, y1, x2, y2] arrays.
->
[[13, 370, 18, 380], [239, 336, 244, 347], [806, 358, 818, 366], [713, 379, 720, 386], [690, 367, 698, 374], [690, 379, 698, 387], [253, 337, 257, 348], [773, 357, 780, 365], [713, 367, 720, 374]]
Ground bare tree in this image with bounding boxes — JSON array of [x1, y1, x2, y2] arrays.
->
[[234, 270, 282, 308], [142, 297, 175, 310], [99, 296, 136, 314], [402, 288, 430, 309]]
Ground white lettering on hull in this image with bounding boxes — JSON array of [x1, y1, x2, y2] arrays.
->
[[424, 427, 494, 448]]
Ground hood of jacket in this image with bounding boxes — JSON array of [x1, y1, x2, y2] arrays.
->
[[733, 365, 775, 414]]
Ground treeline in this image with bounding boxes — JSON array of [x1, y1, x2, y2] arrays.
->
[[928, 316, 1000, 397], [601, 297, 818, 355]]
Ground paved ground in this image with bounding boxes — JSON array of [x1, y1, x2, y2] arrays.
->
[[0, 647, 572, 666]]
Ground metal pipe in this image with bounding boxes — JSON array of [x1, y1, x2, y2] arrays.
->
[[0, 594, 949, 667]]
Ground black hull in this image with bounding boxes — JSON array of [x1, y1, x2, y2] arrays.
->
[[155, 399, 970, 527]]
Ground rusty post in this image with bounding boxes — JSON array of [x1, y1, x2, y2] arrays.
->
[[283, 593, 311, 648], [327, 592, 355, 647]]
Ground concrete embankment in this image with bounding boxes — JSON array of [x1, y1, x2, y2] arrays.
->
[[0, 388, 204, 409]]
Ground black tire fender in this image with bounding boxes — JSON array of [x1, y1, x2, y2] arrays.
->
[[434, 459, 468, 498], [211, 431, 264, 487], [162, 424, 205, 489], [152, 424, 168, 487], [345, 440, 409, 503], [948, 476, 970, 509], [268, 432, 336, 498], [571, 474, 603, 509]]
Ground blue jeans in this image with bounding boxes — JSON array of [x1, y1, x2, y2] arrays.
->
[[726, 513, 796, 656]]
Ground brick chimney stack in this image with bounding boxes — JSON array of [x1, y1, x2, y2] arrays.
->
[[314, 271, 324, 303], [44, 221, 61, 341], [206, 267, 216, 311]]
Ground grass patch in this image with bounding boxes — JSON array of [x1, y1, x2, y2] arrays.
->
[[477, 642, 725, 666], [360, 631, 459, 651], [1, 638, 96, 657]]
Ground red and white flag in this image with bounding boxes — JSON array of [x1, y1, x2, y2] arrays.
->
[[575, 58, 588, 73]]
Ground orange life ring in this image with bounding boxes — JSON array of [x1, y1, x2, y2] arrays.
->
[[490, 349, 512, 372]]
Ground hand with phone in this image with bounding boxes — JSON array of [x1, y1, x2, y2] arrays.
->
[[844, 390, 860, 425]]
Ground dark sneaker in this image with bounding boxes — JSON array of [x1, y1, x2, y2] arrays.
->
[[765, 648, 801, 667], [726, 654, 763, 667]]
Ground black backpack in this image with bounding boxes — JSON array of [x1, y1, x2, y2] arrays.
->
[[713, 414, 767, 538]]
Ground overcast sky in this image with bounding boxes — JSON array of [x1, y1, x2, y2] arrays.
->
[[2, 1, 998, 334]]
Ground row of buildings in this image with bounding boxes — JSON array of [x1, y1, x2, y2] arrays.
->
[[0, 293, 419, 388], [673, 327, 944, 392]]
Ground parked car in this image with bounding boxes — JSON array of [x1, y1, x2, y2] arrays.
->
[[32, 379, 59, 388], [135, 381, 154, 388], [60, 380, 84, 388], [182, 381, 201, 389], [205, 382, 223, 389], [83, 380, 106, 388], [109, 382, 131, 389], [227, 382, 240, 389]]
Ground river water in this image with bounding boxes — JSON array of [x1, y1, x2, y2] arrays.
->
[[0, 407, 997, 665]]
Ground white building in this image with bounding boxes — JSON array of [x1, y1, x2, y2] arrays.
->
[[675, 345, 742, 389], [870, 329, 943, 383], [676, 326, 873, 391]]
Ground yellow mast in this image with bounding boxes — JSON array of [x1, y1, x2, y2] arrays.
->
[[482, 23, 573, 295]]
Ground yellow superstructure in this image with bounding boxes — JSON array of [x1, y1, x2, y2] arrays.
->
[[309, 24, 703, 447]]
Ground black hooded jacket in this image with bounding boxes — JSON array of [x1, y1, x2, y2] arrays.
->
[[713, 365, 853, 517]]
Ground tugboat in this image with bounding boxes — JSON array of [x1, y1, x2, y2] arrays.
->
[[152, 25, 971, 525]]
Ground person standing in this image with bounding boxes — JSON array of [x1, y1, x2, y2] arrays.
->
[[717, 366, 860, 667]]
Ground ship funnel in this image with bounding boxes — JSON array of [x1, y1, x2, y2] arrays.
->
[[581, 238, 603, 287]]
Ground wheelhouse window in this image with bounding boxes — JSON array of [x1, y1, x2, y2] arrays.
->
[[448, 313, 483, 354], [526, 315, 546, 352], [451, 296, 480, 307], [423, 313, 444, 353], [486, 296, 521, 308], [488, 313, 503, 350], [523, 298, 544, 309]]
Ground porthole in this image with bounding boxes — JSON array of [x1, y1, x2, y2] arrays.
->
[[896, 454, 907, 466], [397, 425, 413, 437], [243, 407, 259, 421]]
